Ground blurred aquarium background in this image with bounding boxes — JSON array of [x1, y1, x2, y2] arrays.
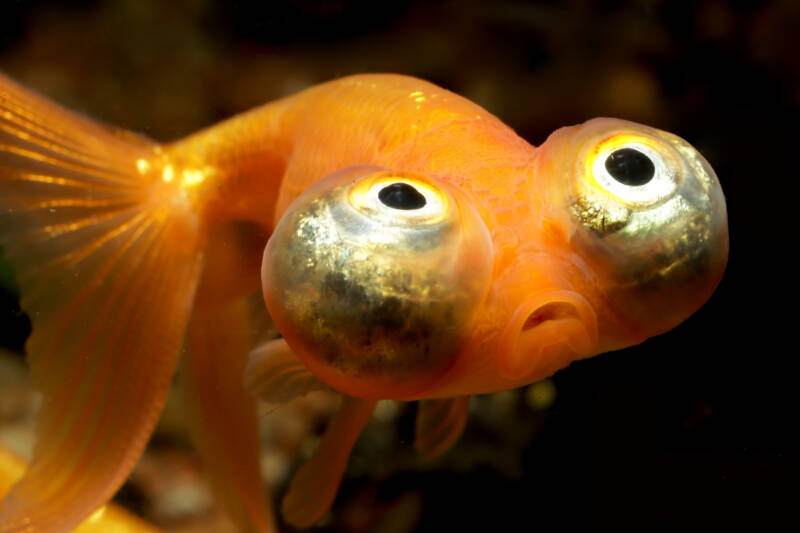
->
[[0, 0, 798, 531]]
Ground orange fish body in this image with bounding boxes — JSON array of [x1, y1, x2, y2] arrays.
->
[[0, 73, 728, 531]]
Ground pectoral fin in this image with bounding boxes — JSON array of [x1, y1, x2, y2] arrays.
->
[[244, 338, 330, 403], [281, 396, 377, 528], [415, 396, 470, 459]]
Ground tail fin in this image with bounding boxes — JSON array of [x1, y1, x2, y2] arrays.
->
[[0, 435, 161, 533], [0, 72, 204, 532]]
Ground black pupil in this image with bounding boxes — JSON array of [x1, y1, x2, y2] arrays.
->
[[378, 182, 427, 210], [604, 148, 655, 186]]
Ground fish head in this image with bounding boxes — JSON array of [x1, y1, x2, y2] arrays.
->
[[261, 119, 728, 399], [531, 117, 729, 355]]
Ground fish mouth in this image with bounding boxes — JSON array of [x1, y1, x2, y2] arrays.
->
[[499, 290, 598, 380]]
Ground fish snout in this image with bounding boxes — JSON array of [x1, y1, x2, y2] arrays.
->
[[498, 288, 598, 381]]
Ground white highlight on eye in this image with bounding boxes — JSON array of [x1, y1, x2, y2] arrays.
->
[[592, 141, 677, 206]]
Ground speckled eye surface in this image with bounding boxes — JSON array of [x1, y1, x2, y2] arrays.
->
[[261, 165, 493, 399], [569, 124, 724, 247]]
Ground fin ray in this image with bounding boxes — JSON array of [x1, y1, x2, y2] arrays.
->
[[0, 142, 135, 185], [1, 171, 138, 192], [0, 122, 127, 173]]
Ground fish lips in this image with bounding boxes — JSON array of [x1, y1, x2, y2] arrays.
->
[[498, 289, 599, 381]]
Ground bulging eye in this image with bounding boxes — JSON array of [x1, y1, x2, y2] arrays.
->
[[551, 118, 727, 347], [261, 165, 492, 399], [590, 137, 678, 207]]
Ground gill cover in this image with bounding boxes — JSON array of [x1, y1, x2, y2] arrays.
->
[[538, 118, 728, 348], [262, 165, 492, 399]]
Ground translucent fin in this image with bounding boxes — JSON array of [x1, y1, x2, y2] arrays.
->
[[0, 445, 160, 533], [0, 72, 204, 532], [181, 224, 275, 533], [415, 396, 470, 459], [281, 396, 377, 528], [244, 338, 330, 403]]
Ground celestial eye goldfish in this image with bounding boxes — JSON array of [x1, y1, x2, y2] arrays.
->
[[0, 72, 728, 532]]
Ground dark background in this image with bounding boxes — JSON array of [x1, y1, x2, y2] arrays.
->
[[1, 1, 798, 532]]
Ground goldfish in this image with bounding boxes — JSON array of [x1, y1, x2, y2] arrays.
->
[[0, 71, 728, 532]]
